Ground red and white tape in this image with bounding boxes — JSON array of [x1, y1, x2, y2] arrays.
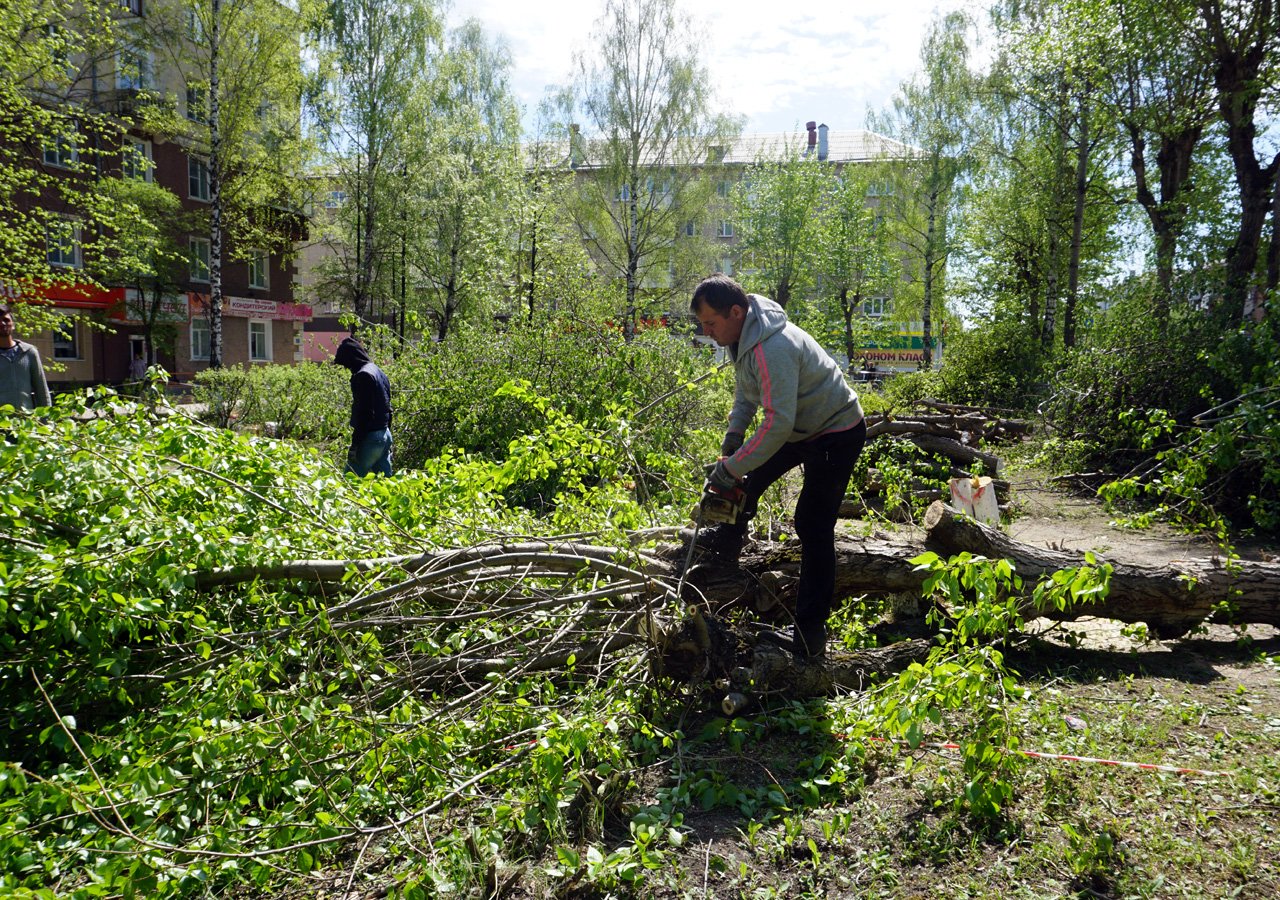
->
[[865, 736, 1231, 778]]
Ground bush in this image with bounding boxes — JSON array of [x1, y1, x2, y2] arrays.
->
[[879, 319, 1045, 413], [380, 318, 726, 474], [194, 363, 351, 456], [191, 320, 730, 496], [1042, 288, 1218, 452]]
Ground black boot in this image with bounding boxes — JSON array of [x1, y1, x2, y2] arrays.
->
[[757, 621, 827, 659], [794, 620, 827, 659]]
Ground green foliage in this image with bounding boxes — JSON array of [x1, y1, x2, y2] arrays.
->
[[190, 321, 726, 502], [1044, 286, 1219, 452], [732, 149, 831, 307], [1043, 283, 1280, 536], [193, 362, 350, 443], [848, 551, 1112, 823], [0, 389, 685, 896]]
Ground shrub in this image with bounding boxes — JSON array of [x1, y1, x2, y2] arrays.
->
[[1043, 289, 1218, 452]]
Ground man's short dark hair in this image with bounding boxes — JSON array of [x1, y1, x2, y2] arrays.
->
[[0, 304, 12, 317], [691, 274, 749, 315]]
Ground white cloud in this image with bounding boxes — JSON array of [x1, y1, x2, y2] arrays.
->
[[447, 0, 977, 133]]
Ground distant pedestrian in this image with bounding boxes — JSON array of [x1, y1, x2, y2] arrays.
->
[[128, 350, 147, 382], [333, 336, 393, 476], [0, 304, 51, 411]]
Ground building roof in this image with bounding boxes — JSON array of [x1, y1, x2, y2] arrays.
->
[[524, 127, 918, 171], [723, 129, 918, 164]]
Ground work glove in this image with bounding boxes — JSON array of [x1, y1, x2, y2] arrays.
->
[[720, 431, 745, 458], [706, 459, 738, 491]]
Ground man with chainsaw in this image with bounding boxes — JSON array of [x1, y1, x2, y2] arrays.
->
[[689, 274, 866, 659]]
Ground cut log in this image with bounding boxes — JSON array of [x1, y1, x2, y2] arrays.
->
[[922, 501, 1280, 637], [906, 434, 1003, 475], [669, 503, 1280, 638]]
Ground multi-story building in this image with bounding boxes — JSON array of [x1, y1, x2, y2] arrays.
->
[[562, 120, 935, 371], [3, 0, 309, 393]]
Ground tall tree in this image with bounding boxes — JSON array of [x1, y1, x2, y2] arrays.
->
[[870, 12, 977, 369], [973, 0, 1121, 353], [409, 18, 520, 340], [1029, 0, 1215, 332], [507, 90, 588, 323], [1195, 0, 1280, 320], [814, 168, 899, 366], [0, 1, 153, 333], [307, 0, 441, 330], [156, 0, 309, 366], [568, 0, 739, 338], [731, 144, 830, 308]]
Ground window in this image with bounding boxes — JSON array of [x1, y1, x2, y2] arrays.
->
[[862, 296, 888, 318], [185, 84, 207, 123], [616, 182, 632, 202], [53, 318, 80, 360], [248, 249, 268, 289], [716, 180, 732, 198], [42, 134, 77, 169], [717, 220, 734, 238], [249, 320, 271, 361], [122, 138, 152, 181], [47, 220, 81, 268], [188, 155, 210, 201], [190, 316, 210, 361], [189, 237, 211, 282], [718, 257, 734, 276], [119, 0, 143, 14], [682, 220, 697, 237], [646, 175, 670, 196], [116, 47, 151, 91], [323, 190, 346, 209], [186, 9, 204, 41], [46, 25, 72, 75]]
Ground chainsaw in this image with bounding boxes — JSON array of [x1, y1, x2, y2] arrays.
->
[[695, 481, 745, 525]]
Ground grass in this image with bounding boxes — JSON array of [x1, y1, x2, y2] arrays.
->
[[497, 626, 1280, 899]]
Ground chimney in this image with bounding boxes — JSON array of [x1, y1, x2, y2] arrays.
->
[[818, 123, 829, 161], [805, 121, 817, 157], [569, 123, 583, 170]]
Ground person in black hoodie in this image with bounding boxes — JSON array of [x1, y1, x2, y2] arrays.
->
[[333, 336, 393, 476]]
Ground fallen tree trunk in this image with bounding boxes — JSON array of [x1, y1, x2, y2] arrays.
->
[[921, 501, 1280, 637], [907, 434, 1003, 475], [676, 504, 1280, 636]]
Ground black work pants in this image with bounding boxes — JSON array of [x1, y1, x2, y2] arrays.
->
[[734, 419, 866, 628]]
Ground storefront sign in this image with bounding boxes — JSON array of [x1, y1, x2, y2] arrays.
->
[[0, 280, 123, 309], [188, 293, 313, 321], [110, 290, 187, 324]]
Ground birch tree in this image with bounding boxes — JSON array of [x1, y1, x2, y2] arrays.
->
[[869, 12, 977, 369], [568, 0, 739, 338], [153, 0, 308, 367]]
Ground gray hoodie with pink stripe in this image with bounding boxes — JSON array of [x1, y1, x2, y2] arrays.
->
[[722, 294, 863, 479]]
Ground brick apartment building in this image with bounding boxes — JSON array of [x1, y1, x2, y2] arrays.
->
[[4, 0, 309, 393]]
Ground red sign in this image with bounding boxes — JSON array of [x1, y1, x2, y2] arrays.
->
[[0, 280, 123, 309]]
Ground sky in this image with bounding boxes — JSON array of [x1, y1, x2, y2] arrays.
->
[[445, 0, 981, 137]]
